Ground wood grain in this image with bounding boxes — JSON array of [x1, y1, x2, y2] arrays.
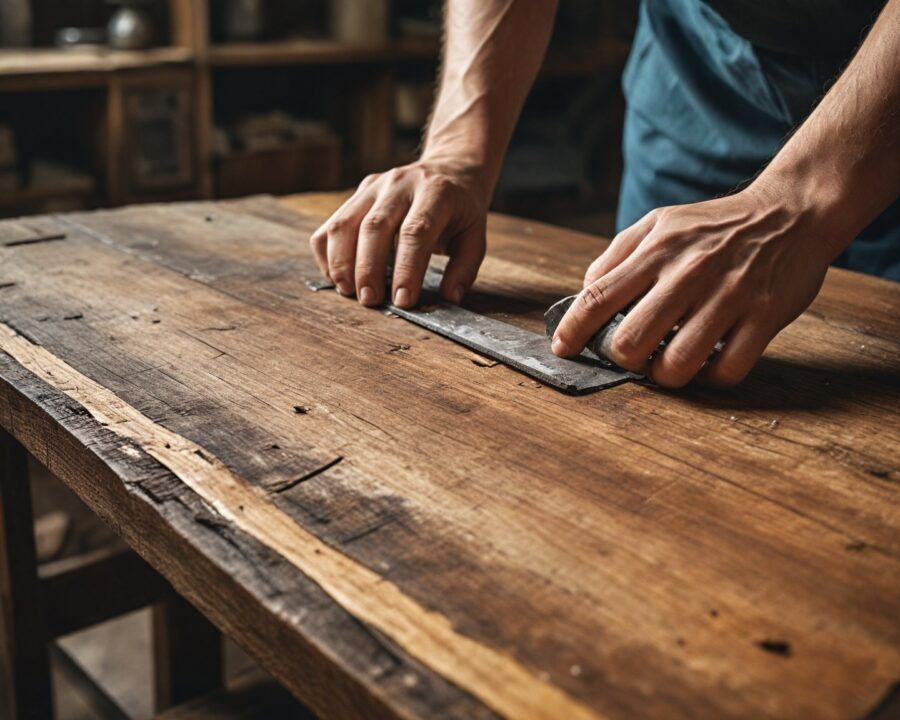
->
[[0, 325, 600, 720], [0, 195, 897, 720]]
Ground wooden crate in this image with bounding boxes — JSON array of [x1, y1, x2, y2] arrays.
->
[[214, 137, 341, 199]]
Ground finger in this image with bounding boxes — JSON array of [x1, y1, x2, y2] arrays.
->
[[310, 225, 329, 279], [699, 320, 774, 387], [326, 194, 375, 296], [439, 222, 486, 304], [552, 259, 654, 357], [355, 194, 412, 306], [312, 190, 372, 276], [606, 283, 693, 372], [584, 210, 659, 287], [391, 193, 452, 308], [648, 303, 736, 388]]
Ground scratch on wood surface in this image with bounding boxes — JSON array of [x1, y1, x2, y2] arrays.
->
[[0, 320, 603, 720], [340, 515, 399, 546]]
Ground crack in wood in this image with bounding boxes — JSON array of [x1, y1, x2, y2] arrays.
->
[[0, 317, 40, 345], [268, 456, 344, 495], [3, 233, 67, 247]]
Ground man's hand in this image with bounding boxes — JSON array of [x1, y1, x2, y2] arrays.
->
[[550, 186, 835, 388], [554, 0, 900, 389], [310, 160, 488, 308], [309, 0, 559, 309]]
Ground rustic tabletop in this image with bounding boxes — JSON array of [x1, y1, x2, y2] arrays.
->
[[0, 192, 897, 720]]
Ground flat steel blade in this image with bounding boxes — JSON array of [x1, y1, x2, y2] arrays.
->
[[308, 270, 638, 394], [389, 293, 636, 393]]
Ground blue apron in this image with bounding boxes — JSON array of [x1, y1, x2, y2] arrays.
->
[[617, 0, 900, 281]]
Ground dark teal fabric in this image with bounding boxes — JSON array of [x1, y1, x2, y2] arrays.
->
[[617, 0, 900, 281]]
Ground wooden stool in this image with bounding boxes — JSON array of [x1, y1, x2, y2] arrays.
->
[[0, 428, 223, 719], [153, 669, 315, 720]]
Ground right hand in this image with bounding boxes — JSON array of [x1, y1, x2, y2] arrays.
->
[[310, 160, 489, 308]]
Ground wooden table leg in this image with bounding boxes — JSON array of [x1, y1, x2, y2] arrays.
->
[[0, 428, 53, 720], [153, 591, 223, 712]]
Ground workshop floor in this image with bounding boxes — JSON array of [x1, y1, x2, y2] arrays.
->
[[29, 462, 257, 720]]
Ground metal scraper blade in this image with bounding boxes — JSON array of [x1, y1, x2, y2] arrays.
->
[[389, 293, 637, 393], [308, 270, 638, 394]]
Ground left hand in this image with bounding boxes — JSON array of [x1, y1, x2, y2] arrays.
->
[[550, 185, 840, 388]]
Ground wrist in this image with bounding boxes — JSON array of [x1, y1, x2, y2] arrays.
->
[[419, 141, 495, 207], [748, 160, 857, 262]]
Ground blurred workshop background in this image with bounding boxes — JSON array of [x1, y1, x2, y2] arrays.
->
[[0, 0, 636, 235]]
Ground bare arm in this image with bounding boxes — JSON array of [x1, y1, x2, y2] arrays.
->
[[311, 0, 558, 308], [761, 0, 900, 251], [553, 0, 900, 388]]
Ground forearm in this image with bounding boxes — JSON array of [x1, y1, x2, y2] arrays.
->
[[755, 0, 900, 256], [422, 0, 559, 199]]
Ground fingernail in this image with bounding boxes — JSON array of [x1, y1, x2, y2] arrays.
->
[[359, 286, 376, 306], [336, 282, 353, 297], [450, 284, 466, 304], [551, 336, 571, 356], [394, 287, 411, 307]]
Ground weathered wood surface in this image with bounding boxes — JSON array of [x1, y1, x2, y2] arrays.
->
[[0, 193, 898, 720]]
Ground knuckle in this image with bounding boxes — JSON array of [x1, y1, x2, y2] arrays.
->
[[679, 252, 715, 282], [362, 213, 390, 233], [399, 217, 434, 244], [610, 326, 643, 365], [428, 173, 454, 194], [654, 206, 675, 223], [326, 216, 349, 236], [360, 173, 380, 187], [579, 282, 609, 313]]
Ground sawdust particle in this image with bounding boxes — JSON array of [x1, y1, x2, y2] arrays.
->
[[292, 405, 310, 415]]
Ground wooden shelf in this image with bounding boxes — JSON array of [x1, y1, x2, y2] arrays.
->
[[207, 37, 439, 68], [0, 47, 194, 91], [0, 184, 95, 213]]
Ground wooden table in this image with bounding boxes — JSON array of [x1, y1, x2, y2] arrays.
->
[[0, 192, 898, 720]]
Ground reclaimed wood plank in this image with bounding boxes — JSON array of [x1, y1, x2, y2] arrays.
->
[[0, 352, 493, 720], [0, 196, 897, 719]]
